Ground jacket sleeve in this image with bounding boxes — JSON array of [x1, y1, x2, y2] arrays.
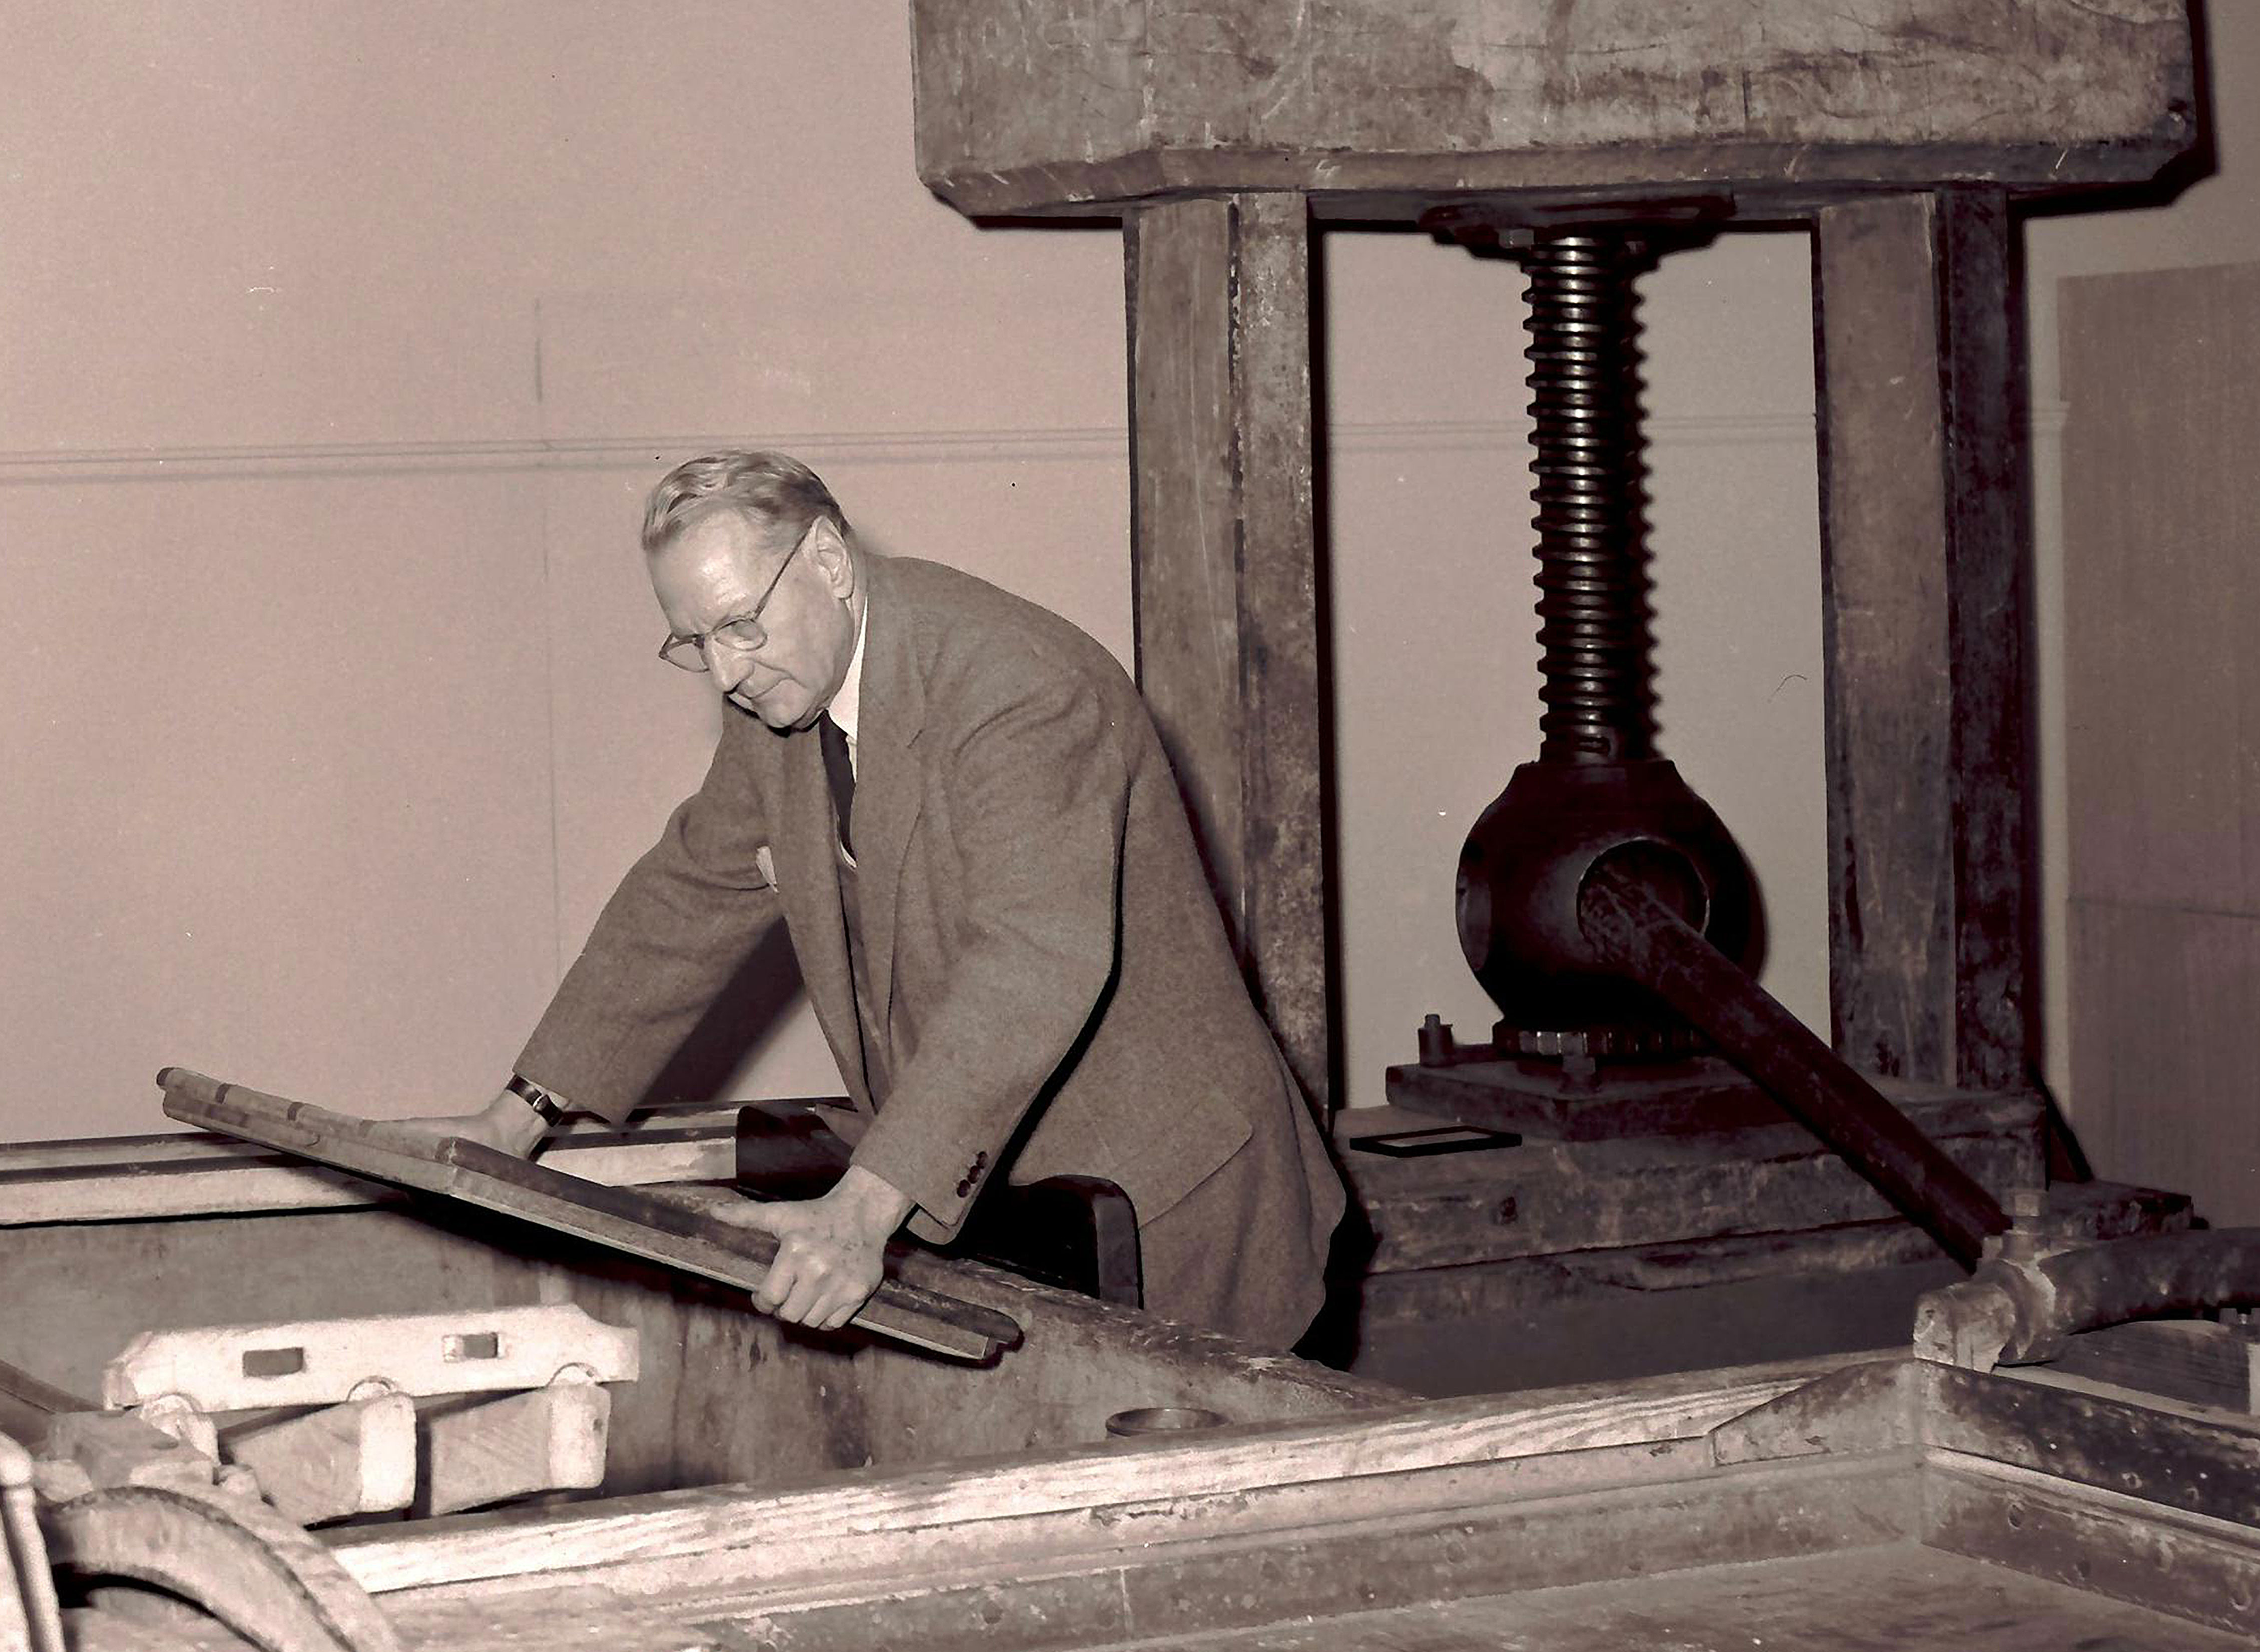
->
[[513, 715, 782, 1123], [848, 662, 1128, 1242]]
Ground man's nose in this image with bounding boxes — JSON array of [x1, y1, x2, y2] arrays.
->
[[706, 637, 755, 692]]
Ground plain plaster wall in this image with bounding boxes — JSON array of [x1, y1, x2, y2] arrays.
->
[[0, 3, 2245, 1166]]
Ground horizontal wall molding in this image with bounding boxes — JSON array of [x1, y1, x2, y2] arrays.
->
[[0, 428, 1125, 485], [0, 404, 2069, 486]]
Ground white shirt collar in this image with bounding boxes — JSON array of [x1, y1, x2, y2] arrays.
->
[[824, 592, 871, 752]]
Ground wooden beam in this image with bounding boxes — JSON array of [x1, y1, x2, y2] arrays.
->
[[158, 1069, 1022, 1366], [1812, 189, 2034, 1092], [1126, 192, 1330, 1110], [332, 1352, 1865, 1595], [229, 1394, 418, 1526], [1924, 1451, 2260, 1642], [912, 0, 2196, 215], [420, 1383, 612, 1516], [0, 1108, 740, 1228], [1922, 1363, 2260, 1533]]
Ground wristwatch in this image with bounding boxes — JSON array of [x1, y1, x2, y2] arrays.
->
[[505, 1073, 568, 1128]]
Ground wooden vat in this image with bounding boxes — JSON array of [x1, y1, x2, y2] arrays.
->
[[9, 1118, 2257, 1649], [0, 1111, 1401, 1498]]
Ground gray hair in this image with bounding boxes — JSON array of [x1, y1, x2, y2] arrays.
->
[[640, 450, 853, 556]]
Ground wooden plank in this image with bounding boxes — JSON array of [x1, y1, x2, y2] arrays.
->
[[1924, 1449, 2260, 1641], [0, 1102, 747, 1175], [1066, 1543, 2260, 1651], [1385, 1054, 1797, 1140], [377, 1455, 1913, 1651], [386, 1586, 731, 1652], [332, 1354, 1864, 1595], [1813, 190, 2033, 1092], [1339, 1092, 2041, 1273], [646, 1458, 1912, 1652], [911, 0, 2195, 214], [1125, 192, 1329, 1108], [0, 1356, 94, 1420], [1921, 1364, 2260, 1530], [158, 1070, 1021, 1366], [0, 1111, 739, 1228], [2049, 1320, 2256, 1413]]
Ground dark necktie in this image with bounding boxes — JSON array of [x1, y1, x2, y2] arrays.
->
[[818, 712, 854, 856]]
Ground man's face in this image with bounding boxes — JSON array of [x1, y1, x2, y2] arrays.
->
[[649, 509, 858, 731]]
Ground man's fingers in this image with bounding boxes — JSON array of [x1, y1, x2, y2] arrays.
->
[[757, 1237, 840, 1326], [737, 1213, 883, 1330], [752, 1242, 798, 1313], [778, 1274, 830, 1325], [716, 1197, 788, 1236]]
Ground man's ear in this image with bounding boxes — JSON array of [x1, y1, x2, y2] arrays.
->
[[807, 519, 856, 597]]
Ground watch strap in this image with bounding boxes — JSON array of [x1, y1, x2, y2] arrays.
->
[[505, 1073, 568, 1127]]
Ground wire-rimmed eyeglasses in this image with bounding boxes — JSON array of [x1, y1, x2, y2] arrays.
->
[[657, 525, 809, 672]]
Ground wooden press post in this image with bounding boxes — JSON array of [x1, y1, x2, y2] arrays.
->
[[1813, 189, 2035, 1093], [1124, 192, 1330, 1113]]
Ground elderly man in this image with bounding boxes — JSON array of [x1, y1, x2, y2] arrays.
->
[[433, 451, 1343, 1350]]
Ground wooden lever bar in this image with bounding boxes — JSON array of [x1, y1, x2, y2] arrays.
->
[[157, 1068, 1023, 1366]]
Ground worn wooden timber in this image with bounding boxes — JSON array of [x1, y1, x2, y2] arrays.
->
[[1387, 1051, 1834, 1141], [1034, 1547, 2260, 1651], [0, 1104, 739, 1227], [2047, 1319, 2260, 1413], [227, 1395, 418, 1526], [419, 1382, 612, 1516], [293, 1349, 2260, 1650], [1339, 1107, 2179, 1396], [327, 1352, 1869, 1596], [1349, 1177, 2185, 1328], [157, 1069, 1021, 1366], [910, 0, 2195, 217], [1921, 1361, 2260, 1532], [1125, 193, 1329, 1108], [1814, 190, 2034, 1091], [1924, 1453, 2260, 1642], [0, 1358, 93, 1447], [1340, 1092, 2041, 1275]]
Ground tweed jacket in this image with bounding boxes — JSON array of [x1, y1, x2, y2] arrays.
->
[[516, 555, 1344, 1266]]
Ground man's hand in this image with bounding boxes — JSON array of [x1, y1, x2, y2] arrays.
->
[[715, 1165, 914, 1332], [378, 1088, 551, 1158]]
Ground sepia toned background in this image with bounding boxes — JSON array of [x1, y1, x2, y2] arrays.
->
[[4, 5, 2255, 1218]]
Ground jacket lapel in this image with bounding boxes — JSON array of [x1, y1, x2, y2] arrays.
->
[[851, 557, 926, 1051]]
